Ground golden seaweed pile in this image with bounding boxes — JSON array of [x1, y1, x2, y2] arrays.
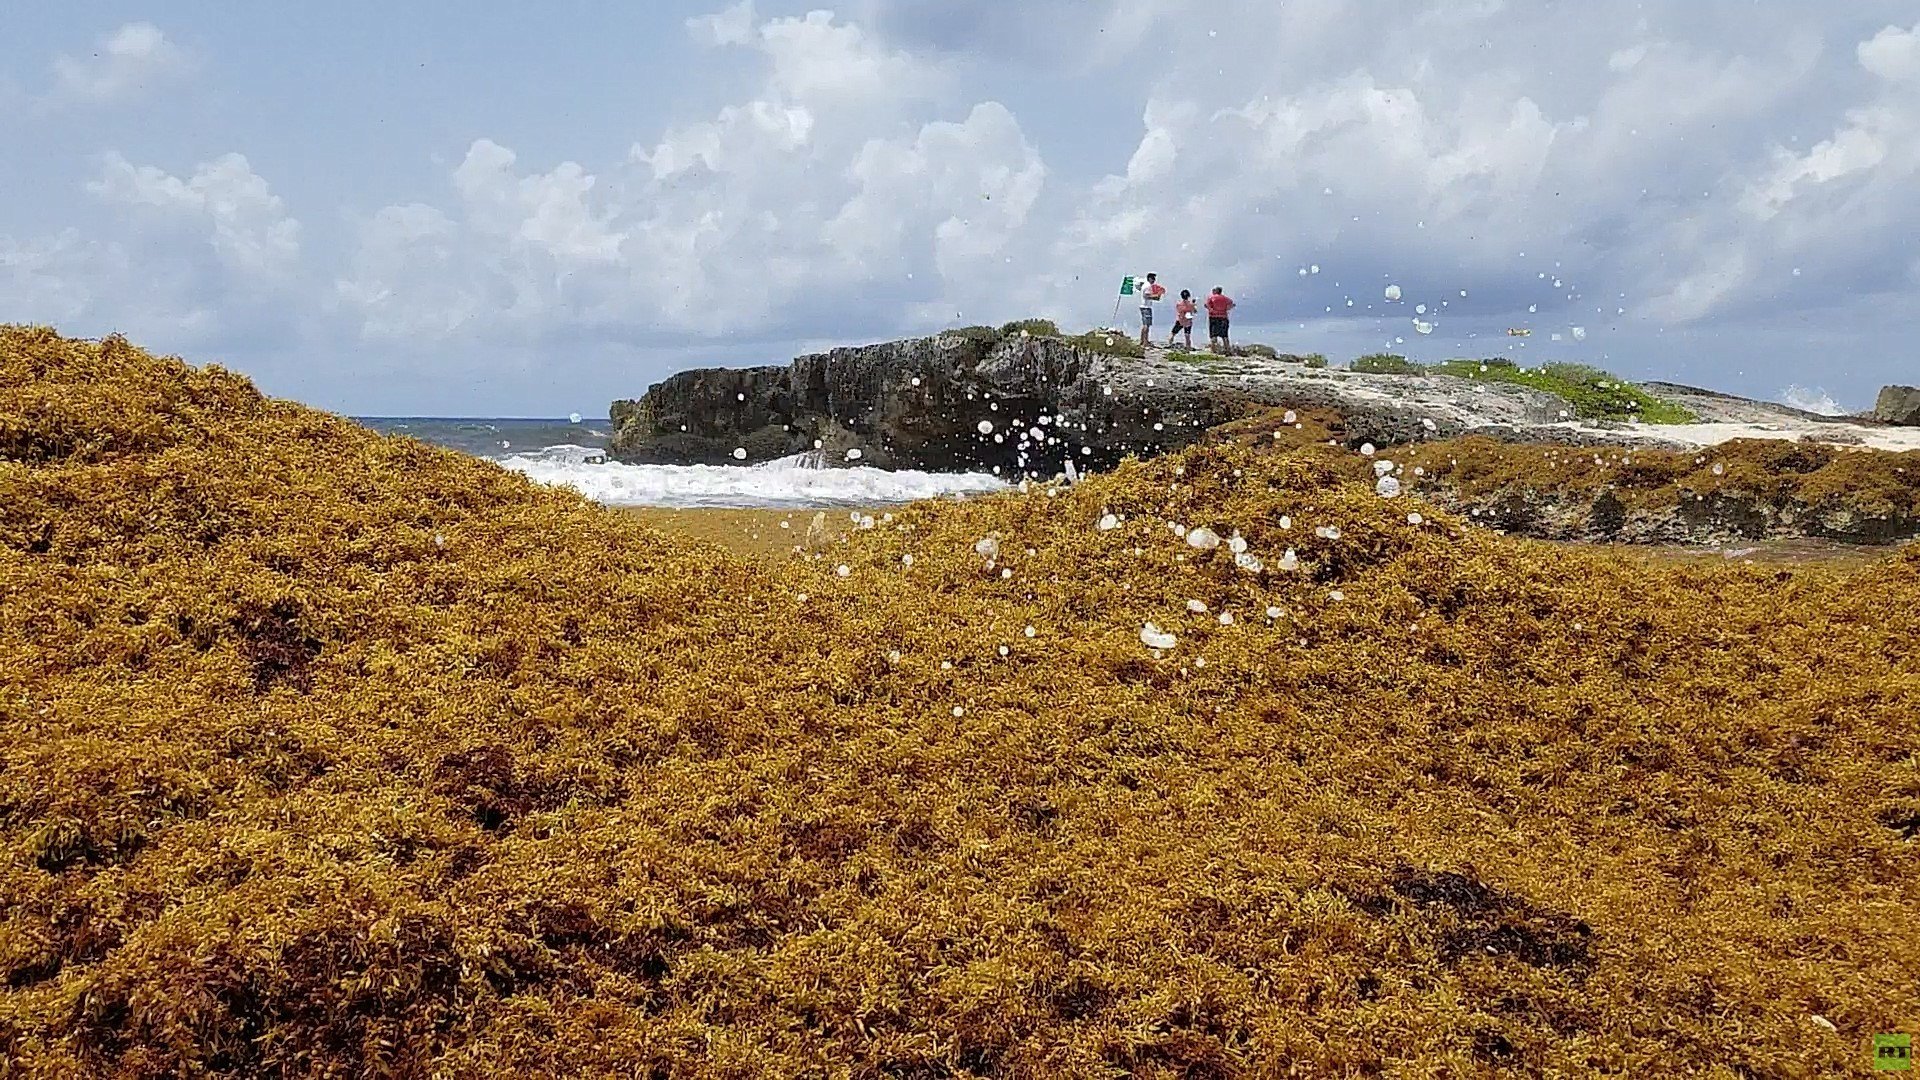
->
[[2, 327, 1917, 1077]]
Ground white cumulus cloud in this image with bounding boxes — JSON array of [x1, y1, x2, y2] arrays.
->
[[50, 22, 191, 104], [337, 4, 1037, 344], [688, 1, 758, 47], [452, 140, 626, 263], [2, 152, 311, 351], [1858, 21, 1920, 83], [88, 152, 302, 277], [0, 230, 121, 324]]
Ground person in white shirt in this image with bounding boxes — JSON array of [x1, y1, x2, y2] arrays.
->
[[1138, 272, 1166, 348]]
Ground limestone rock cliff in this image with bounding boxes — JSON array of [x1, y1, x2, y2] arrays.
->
[[609, 332, 1660, 474], [1875, 385, 1920, 426]]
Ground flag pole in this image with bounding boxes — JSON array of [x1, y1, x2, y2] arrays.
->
[[1111, 275, 1134, 329]]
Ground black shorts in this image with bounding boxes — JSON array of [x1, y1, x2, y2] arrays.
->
[[1209, 317, 1230, 338]]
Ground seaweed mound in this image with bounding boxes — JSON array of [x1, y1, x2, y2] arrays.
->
[[3, 327, 1917, 1077]]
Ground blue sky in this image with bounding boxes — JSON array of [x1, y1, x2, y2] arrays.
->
[[4, 1, 1918, 416]]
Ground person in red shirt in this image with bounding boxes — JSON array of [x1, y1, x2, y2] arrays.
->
[[1137, 272, 1167, 348], [1204, 287, 1235, 354], [1168, 289, 1197, 350]]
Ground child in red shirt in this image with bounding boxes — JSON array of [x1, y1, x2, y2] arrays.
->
[[1204, 288, 1235, 354], [1168, 290, 1197, 350]]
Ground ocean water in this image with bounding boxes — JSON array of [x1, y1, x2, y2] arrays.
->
[[359, 417, 613, 459], [356, 418, 1007, 509]]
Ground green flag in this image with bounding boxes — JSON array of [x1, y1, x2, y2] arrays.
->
[[1119, 276, 1136, 297]]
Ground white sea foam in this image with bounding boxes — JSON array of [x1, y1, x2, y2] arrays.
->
[[498, 446, 1007, 508], [1779, 385, 1846, 417]]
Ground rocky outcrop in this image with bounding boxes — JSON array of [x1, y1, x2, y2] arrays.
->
[[611, 333, 1681, 474], [1875, 385, 1920, 426], [608, 365, 810, 466]]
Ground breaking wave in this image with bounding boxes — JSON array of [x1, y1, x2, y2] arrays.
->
[[498, 445, 1008, 508], [1779, 385, 1846, 417]]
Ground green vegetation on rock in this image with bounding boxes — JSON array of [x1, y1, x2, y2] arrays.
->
[[1333, 352, 1694, 423], [1426, 359, 1696, 423], [999, 318, 1061, 339], [945, 325, 1004, 351], [941, 320, 1142, 360], [1350, 353, 1424, 375], [1061, 329, 1145, 359]]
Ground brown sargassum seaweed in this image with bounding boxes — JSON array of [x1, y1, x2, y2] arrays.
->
[[1, 327, 1916, 1077]]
